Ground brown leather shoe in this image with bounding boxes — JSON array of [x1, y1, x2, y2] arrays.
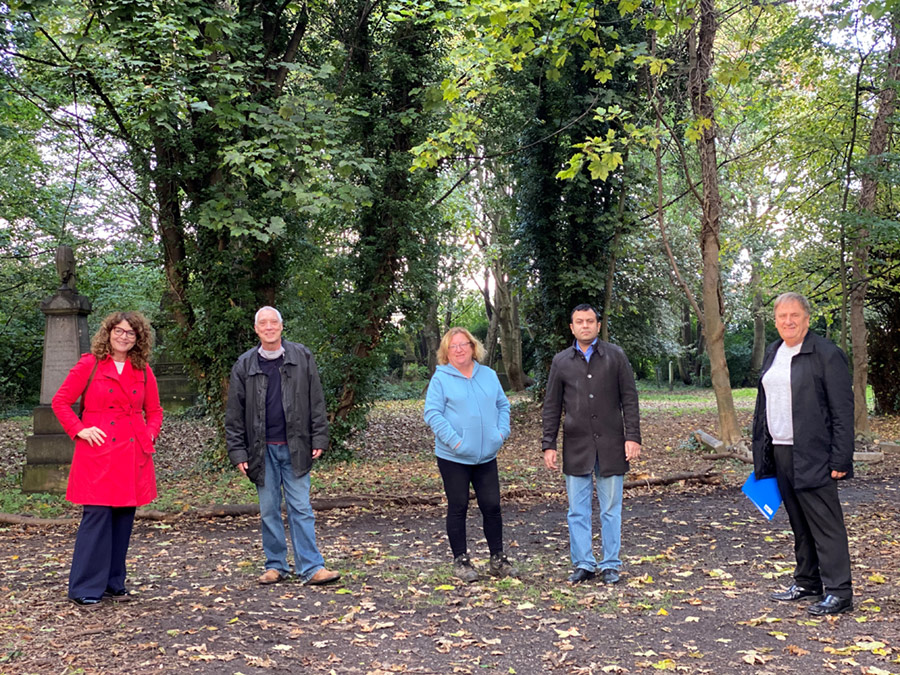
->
[[258, 569, 283, 585], [304, 568, 341, 586]]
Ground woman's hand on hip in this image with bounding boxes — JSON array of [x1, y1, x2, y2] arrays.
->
[[76, 427, 107, 446]]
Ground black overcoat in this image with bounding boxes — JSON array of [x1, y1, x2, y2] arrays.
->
[[541, 341, 641, 476], [751, 331, 854, 490]]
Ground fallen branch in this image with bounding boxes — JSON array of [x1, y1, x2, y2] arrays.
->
[[140, 496, 445, 521], [701, 452, 753, 464], [0, 513, 74, 526], [624, 470, 721, 489], [69, 628, 109, 638], [0, 471, 725, 526]]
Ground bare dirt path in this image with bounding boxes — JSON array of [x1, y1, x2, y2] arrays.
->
[[2, 464, 898, 674], [2, 396, 898, 674]]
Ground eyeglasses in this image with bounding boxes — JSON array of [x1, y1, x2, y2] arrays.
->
[[112, 327, 136, 339], [449, 342, 472, 351]]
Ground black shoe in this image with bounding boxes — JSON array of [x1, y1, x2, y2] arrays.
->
[[770, 584, 823, 602], [567, 568, 595, 584], [69, 596, 102, 610], [600, 568, 620, 584], [808, 594, 853, 616], [103, 588, 131, 602]]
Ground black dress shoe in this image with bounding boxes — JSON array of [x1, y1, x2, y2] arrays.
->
[[103, 588, 131, 602], [69, 596, 102, 610], [808, 594, 853, 616], [567, 568, 596, 584], [770, 584, 823, 602], [600, 568, 620, 584]]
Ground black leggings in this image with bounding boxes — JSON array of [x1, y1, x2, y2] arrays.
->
[[436, 456, 503, 558]]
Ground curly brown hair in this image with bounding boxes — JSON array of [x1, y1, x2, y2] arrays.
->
[[90, 311, 154, 370]]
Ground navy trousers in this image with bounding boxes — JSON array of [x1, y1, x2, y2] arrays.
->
[[68, 506, 136, 600]]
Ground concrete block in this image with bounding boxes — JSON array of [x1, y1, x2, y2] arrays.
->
[[25, 434, 75, 464], [21, 463, 70, 495], [853, 451, 884, 463], [878, 442, 900, 454]]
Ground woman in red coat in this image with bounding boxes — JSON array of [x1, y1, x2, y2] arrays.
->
[[52, 311, 163, 608]]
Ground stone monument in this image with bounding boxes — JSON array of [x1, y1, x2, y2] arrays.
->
[[22, 246, 92, 493]]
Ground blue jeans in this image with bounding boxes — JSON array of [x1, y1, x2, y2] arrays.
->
[[257, 444, 324, 581], [565, 463, 623, 572]]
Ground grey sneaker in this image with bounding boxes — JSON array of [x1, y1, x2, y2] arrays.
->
[[489, 552, 519, 578], [453, 554, 480, 583]]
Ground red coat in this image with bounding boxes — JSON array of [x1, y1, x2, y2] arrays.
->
[[52, 354, 164, 506]]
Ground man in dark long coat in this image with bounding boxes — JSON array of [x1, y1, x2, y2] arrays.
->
[[752, 292, 854, 615], [542, 304, 642, 585]]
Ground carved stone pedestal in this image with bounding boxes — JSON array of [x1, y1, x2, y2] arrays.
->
[[22, 287, 92, 494]]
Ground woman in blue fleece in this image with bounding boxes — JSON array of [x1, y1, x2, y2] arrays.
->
[[424, 327, 517, 582]]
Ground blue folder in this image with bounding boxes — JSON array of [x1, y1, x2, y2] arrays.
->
[[742, 472, 782, 520]]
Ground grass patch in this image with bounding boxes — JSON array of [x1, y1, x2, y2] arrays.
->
[[639, 387, 756, 402], [0, 476, 69, 517], [150, 470, 258, 512]]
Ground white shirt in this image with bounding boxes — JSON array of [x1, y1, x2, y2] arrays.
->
[[762, 341, 803, 445]]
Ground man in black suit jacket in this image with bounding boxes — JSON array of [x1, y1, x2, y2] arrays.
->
[[752, 292, 854, 615]]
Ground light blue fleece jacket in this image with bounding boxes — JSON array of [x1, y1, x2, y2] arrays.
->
[[424, 362, 511, 465]]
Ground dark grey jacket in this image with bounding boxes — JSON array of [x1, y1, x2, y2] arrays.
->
[[225, 341, 328, 485], [752, 330, 854, 490], [541, 341, 641, 476]]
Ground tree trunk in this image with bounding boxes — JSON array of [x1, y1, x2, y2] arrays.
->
[[849, 13, 899, 435], [422, 300, 441, 377], [485, 308, 500, 368], [332, 3, 437, 424], [688, 0, 741, 444], [153, 135, 191, 332], [482, 269, 500, 367], [677, 302, 693, 384], [748, 262, 766, 385], [869, 286, 900, 415], [839, 57, 866, 356], [494, 268, 527, 390], [601, 225, 620, 343], [601, 185, 626, 342]]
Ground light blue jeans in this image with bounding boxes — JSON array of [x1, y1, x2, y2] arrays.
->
[[565, 463, 623, 572], [257, 444, 325, 581]]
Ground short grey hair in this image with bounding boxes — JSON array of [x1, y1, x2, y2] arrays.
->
[[773, 292, 811, 316], [254, 306, 283, 324]]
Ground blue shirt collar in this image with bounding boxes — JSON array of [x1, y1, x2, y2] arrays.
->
[[573, 338, 598, 362]]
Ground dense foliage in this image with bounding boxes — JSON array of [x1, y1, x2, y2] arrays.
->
[[1, 0, 898, 446]]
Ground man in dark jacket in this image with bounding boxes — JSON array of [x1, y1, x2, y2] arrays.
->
[[752, 292, 853, 615], [542, 304, 642, 585], [225, 306, 340, 586]]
